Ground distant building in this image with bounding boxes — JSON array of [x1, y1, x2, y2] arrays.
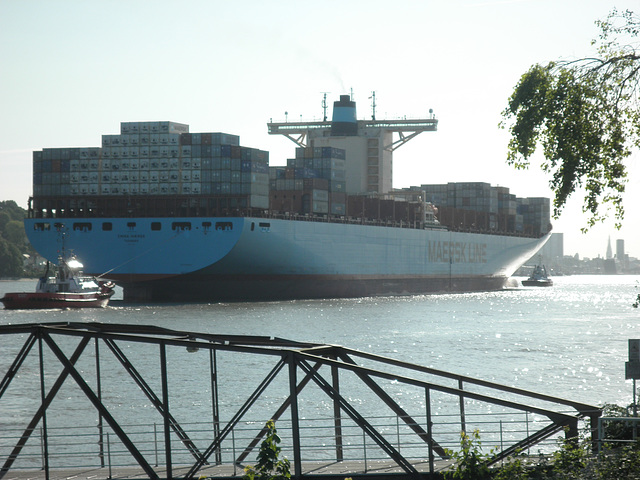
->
[[616, 239, 625, 260]]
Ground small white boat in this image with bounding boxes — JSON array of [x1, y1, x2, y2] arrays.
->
[[1, 254, 115, 309]]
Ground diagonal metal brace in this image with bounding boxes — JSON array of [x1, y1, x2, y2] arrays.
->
[[103, 338, 207, 465], [0, 335, 89, 479], [338, 351, 449, 459], [297, 357, 422, 480], [41, 333, 160, 480]]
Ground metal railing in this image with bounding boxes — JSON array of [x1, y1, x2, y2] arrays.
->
[[0, 412, 569, 474]]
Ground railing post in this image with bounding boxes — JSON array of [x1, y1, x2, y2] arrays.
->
[[107, 432, 112, 479], [525, 411, 530, 455], [288, 352, 302, 478], [458, 378, 466, 433], [425, 388, 434, 474], [37, 332, 50, 479], [154, 422, 158, 466], [331, 364, 344, 462], [40, 427, 45, 471], [499, 420, 504, 465], [95, 339, 105, 468], [232, 427, 237, 476], [363, 429, 367, 473], [160, 342, 172, 479], [210, 347, 222, 465]]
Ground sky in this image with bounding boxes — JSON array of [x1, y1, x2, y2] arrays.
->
[[1, 0, 638, 259]]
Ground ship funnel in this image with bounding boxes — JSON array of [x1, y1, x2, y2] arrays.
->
[[331, 95, 357, 136]]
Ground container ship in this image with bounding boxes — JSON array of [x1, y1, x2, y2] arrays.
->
[[24, 95, 550, 302]]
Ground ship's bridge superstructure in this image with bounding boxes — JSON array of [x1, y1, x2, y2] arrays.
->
[[268, 94, 437, 195]]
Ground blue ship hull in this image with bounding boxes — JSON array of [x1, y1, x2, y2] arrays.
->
[[24, 217, 548, 301]]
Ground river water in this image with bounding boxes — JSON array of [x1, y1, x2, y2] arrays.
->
[[1, 275, 639, 468]]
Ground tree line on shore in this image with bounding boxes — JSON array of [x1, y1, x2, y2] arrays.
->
[[0, 200, 38, 278]]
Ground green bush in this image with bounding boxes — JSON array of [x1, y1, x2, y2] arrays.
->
[[243, 420, 291, 480]]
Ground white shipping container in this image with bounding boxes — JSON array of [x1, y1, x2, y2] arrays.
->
[[249, 194, 269, 209], [312, 189, 329, 202], [313, 201, 329, 214]]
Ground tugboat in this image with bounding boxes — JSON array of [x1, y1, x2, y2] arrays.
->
[[522, 263, 553, 287], [0, 253, 115, 309]]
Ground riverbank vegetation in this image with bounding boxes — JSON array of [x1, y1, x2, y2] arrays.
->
[[0, 200, 37, 278]]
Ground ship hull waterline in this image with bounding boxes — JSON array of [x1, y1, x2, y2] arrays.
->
[[24, 216, 550, 302]]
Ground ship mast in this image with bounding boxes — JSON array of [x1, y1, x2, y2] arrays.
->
[[370, 91, 376, 121]]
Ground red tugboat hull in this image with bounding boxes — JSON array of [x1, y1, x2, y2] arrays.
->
[[1, 291, 114, 309]]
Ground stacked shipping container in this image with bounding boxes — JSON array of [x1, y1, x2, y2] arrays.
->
[[269, 146, 347, 215], [409, 182, 550, 236], [32, 121, 270, 215]]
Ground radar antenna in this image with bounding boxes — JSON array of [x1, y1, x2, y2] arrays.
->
[[321, 92, 330, 122], [369, 91, 376, 120]]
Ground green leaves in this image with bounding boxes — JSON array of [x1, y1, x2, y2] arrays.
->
[[500, 10, 639, 229], [243, 420, 291, 480], [444, 430, 493, 480]]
